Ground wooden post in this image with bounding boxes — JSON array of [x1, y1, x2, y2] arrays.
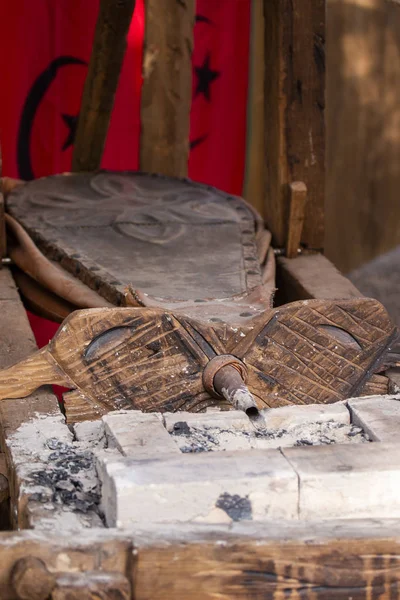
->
[[263, 0, 325, 250], [72, 0, 136, 173], [243, 0, 265, 216], [285, 181, 307, 258], [0, 145, 6, 266], [0, 193, 5, 267], [140, 0, 195, 178]]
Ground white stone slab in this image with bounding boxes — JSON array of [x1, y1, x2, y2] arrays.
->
[[102, 410, 180, 458], [348, 395, 400, 441], [163, 410, 256, 433], [261, 402, 350, 431], [283, 441, 400, 520], [98, 448, 298, 527], [74, 420, 106, 449]]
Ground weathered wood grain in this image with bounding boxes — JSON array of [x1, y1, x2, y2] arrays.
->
[[140, 0, 195, 177], [0, 297, 397, 421], [0, 521, 397, 598], [263, 0, 325, 249], [285, 181, 307, 258], [276, 253, 362, 304], [243, 0, 265, 216], [0, 529, 130, 599], [0, 193, 5, 264], [326, 0, 400, 272], [72, 0, 136, 172], [52, 572, 131, 600], [131, 520, 400, 600]]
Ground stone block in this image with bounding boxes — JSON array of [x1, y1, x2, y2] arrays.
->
[[74, 420, 106, 448], [347, 395, 400, 441], [102, 410, 180, 458], [283, 441, 400, 520], [98, 449, 298, 527], [163, 410, 255, 433], [261, 402, 350, 431]]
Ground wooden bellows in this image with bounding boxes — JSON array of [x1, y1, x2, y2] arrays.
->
[[0, 297, 398, 423]]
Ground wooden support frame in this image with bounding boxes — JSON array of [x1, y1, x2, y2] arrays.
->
[[264, 0, 325, 250]]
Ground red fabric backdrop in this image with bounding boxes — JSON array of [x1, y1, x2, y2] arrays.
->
[[0, 0, 251, 347]]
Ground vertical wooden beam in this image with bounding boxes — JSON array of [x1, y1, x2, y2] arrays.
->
[[243, 0, 265, 215], [140, 0, 195, 178], [0, 146, 6, 265], [263, 0, 325, 250], [0, 195, 5, 266], [72, 0, 136, 173], [285, 181, 307, 258]]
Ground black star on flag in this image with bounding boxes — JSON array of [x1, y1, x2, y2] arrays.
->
[[61, 113, 78, 151], [194, 53, 220, 102]]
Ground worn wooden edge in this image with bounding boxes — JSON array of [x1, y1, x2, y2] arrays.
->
[[0, 520, 397, 599], [0, 528, 131, 599], [275, 252, 362, 304]]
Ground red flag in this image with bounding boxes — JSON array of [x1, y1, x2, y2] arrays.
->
[[190, 0, 251, 195]]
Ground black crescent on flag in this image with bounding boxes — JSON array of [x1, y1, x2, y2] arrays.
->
[[17, 56, 87, 180]]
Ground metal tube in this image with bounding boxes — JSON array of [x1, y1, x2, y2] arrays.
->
[[213, 365, 260, 418]]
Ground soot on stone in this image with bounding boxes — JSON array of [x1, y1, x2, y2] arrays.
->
[[216, 492, 253, 521]]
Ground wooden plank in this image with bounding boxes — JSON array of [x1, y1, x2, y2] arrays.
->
[[52, 572, 131, 600], [285, 181, 307, 258], [263, 0, 325, 249], [0, 520, 397, 598], [72, 0, 136, 172], [140, 0, 195, 177], [276, 253, 362, 304], [132, 520, 400, 599], [0, 520, 398, 598], [326, 0, 400, 272]]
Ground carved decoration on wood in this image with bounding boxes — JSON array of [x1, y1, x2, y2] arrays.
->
[[0, 298, 398, 423]]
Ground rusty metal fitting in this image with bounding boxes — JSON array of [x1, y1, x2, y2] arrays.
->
[[202, 354, 248, 399]]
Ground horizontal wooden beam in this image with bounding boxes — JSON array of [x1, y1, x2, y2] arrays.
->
[[0, 520, 399, 598], [132, 519, 400, 599]]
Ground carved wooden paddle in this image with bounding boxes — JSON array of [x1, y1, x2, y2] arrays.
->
[[0, 297, 398, 423]]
